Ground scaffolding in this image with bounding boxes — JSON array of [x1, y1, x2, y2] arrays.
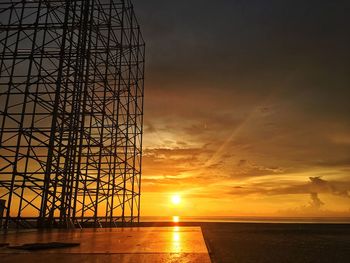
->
[[0, 0, 145, 229]]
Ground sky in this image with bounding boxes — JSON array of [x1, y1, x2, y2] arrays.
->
[[133, 0, 350, 218]]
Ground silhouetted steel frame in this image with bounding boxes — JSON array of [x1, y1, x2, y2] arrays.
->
[[0, 0, 145, 229]]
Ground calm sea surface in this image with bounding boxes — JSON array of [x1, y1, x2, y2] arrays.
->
[[140, 216, 350, 224]]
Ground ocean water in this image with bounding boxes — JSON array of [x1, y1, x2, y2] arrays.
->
[[200, 222, 350, 263], [140, 216, 350, 224]]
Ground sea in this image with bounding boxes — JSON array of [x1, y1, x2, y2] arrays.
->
[[140, 216, 350, 224]]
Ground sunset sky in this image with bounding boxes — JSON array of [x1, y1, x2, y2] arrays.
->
[[134, 0, 350, 217]]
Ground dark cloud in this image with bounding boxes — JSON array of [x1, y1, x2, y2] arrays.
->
[[135, 0, 350, 92], [142, 147, 215, 177], [309, 193, 325, 209], [234, 159, 284, 176], [314, 158, 350, 168], [144, 121, 157, 134], [228, 177, 350, 200], [309, 177, 350, 198]]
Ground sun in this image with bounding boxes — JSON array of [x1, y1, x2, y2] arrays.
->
[[171, 194, 181, 205]]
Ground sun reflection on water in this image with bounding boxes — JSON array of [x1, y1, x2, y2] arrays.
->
[[172, 216, 180, 223], [173, 232, 180, 242], [172, 226, 181, 252]]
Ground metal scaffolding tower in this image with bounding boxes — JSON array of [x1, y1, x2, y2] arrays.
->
[[0, 0, 145, 229]]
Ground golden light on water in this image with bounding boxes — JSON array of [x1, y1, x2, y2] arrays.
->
[[173, 216, 180, 223], [172, 227, 181, 252], [173, 232, 180, 242]]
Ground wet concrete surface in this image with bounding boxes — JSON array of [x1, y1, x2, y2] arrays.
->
[[0, 227, 211, 263]]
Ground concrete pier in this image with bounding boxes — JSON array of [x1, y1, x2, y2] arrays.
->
[[0, 227, 211, 263]]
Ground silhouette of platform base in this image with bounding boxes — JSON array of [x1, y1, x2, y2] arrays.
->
[[0, 227, 211, 263]]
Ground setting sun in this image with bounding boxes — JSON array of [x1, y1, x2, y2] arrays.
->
[[171, 194, 181, 205]]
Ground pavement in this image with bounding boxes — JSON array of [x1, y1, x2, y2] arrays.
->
[[0, 226, 211, 263]]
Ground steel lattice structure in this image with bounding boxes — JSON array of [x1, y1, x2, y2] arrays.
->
[[0, 0, 145, 229]]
